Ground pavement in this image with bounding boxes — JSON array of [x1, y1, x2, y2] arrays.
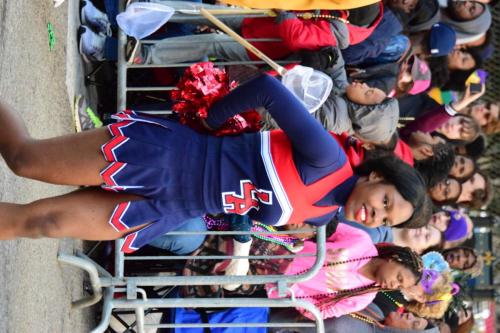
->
[[0, 1, 95, 332]]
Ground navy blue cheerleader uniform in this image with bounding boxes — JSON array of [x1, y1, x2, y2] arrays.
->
[[100, 75, 357, 253]]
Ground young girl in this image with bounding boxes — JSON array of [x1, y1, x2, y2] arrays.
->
[[428, 178, 462, 206], [267, 224, 423, 319], [442, 247, 484, 277], [262, 49, 398, 146], [0, 75, 428, 253], [449, 154, 476, 181], [429, 209, 473, 248], [134, 1, 382, 65], [269, 304, 439, 333], [184, 222, 423, 319]]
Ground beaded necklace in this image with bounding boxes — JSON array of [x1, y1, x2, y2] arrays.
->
[[203, 216, 301, 251], [251, 222, 301, 252], [381, 291, 405, 313], [294, 255, 376, 276], [293, 255, 378, 303], [296, 12, 349, 24], [203, 215, 229, 231], [349, 308, 385, 328], [350, 313, 377, 325], [294, 283, 377, 302]]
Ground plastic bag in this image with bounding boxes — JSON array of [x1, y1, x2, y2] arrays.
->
[[281, 65, 333, 114], [117, 2, 174, 40]]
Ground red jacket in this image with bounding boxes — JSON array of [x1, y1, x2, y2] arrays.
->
[[332, 133, 414, 167], [241, 4, 383, 60]]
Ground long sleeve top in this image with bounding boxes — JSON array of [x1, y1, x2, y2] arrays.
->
[[341, 7, 403, 65], [205, 75, 356, 226], [399, 104, 456, 142], [240, 4, 383, 60], [267, 223, 378, 319]]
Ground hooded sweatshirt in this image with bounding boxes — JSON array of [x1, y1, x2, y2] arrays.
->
[[240, 4, 385, 61], [441, 4, 492, 44], [267, 223, 378, 319], [318, 53, 399, 143], [341, 7, 404, 66], [408, 0, 441, 32], [320, 305, 441, 333], [270, 303, 440, 333], [260, 53, 399, 143]]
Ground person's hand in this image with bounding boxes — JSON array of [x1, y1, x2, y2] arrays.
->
[[196, 25, 216, 34], [452, 83, 486, 112], [300, 47, 339, 71]]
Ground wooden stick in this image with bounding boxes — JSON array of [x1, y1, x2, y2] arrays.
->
[[199, 8, 287, 76], [127, 39, 141, 65]]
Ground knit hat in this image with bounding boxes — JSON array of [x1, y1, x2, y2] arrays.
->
[[409, 0, 441, 33], [444, 210, 468, 242], [428, 23, 456, 57], [408, 56, 431, 95], [348, 98, 399, 144], [441, 4, 491, 45]]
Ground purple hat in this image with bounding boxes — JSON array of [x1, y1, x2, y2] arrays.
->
[[408, 56, 431, 95], [429, 23, 456, 57], [444, 210, 468, 242]]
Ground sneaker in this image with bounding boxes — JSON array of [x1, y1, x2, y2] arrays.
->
[[81, 0, 112, 36], [78, 25, 106, 62], [73, 95, 103, 132]]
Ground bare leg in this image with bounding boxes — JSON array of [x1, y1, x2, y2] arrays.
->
[[0, 187, 146, 240], [0, 100, 109, 186]]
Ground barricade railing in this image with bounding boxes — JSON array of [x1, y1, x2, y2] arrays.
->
[[107, 298, 323, 333], [59, 1, 328, 332], [112, 226, 326, 289], [116, 2, 298, 114], [59, 226, 327, 333]]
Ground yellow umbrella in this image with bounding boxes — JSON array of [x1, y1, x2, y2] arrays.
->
[[221, 0, 380, 10]]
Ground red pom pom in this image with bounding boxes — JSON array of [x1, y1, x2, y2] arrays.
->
[[171, 62, 261, 136]]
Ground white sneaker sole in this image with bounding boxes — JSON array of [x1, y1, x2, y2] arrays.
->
[[80, 0, 89, 26], [54, 0, 66, 8]]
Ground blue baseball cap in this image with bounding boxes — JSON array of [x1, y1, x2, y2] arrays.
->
[[429, 23, 456, 57]]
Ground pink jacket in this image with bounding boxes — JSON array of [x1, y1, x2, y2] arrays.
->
[[267, 223, 378, 319]]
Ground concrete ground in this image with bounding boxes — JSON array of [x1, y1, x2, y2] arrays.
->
[[0, 1, 95, 332]]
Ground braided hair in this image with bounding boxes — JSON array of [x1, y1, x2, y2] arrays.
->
[[375, 243, 424, 283], [304, 244, 423, 308]]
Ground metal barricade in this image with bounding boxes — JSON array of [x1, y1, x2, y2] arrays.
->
[[59, 1, 328, 332], [60, 226, 327, 333], [117, 1, 297, 115]]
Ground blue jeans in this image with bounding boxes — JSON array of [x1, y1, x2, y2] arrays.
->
[[148, 217, 207, 254], [364, 34, 410, 65], [102, 0, 206, 61]]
